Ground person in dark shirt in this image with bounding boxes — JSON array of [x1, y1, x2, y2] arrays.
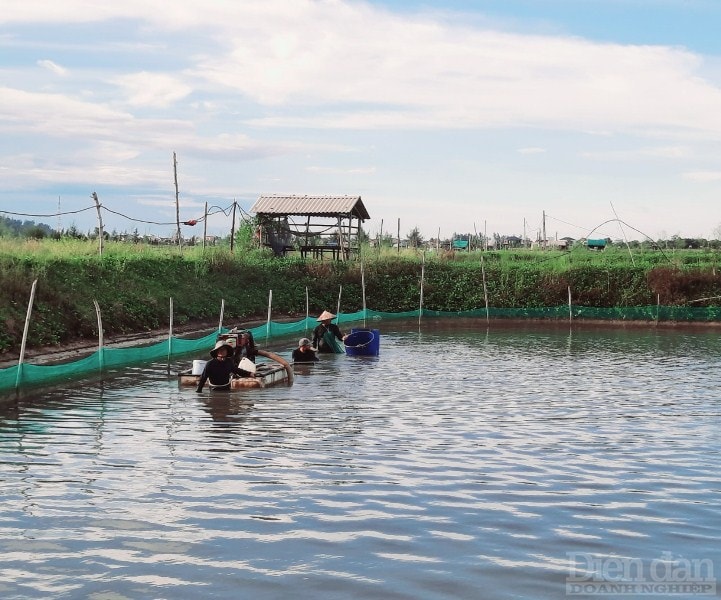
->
[[312, 310, 347, 353], [292, 338, 319, 363], [196, 340, 252, 392], [228, 329, 258, 366]]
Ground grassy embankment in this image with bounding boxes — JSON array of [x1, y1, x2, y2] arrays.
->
[[1, 238, 720, 357]]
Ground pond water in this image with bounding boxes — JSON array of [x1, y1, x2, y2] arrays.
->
[[1, 320, 720, 600]]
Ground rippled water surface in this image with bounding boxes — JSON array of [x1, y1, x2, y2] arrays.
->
[[1, 321, 721, 599]]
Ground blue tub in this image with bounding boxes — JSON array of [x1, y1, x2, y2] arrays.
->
[[344, 328, 380, 356]]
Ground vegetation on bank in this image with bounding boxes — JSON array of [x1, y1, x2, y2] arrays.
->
[[1, 238, 721, 356]]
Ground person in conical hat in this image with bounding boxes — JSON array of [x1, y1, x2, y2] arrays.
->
[[196, 340, 250, 392], [209, 340, 233, 358], [312, 310, 347, 353]]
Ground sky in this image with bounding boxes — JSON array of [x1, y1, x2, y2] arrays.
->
[[2, 0, 721, 242]]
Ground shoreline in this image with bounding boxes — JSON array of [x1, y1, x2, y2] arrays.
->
[[1, 315, 719, 371]]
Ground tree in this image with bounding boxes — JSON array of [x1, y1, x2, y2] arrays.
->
[[406, 226, 424, 248], [24, 225, 47, 240], [234, 217, 258, 252]]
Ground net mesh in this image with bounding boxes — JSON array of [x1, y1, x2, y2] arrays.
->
[[1, 306, 719, 392]]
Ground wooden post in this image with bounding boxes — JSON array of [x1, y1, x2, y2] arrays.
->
[[419, 252, 425, 326], [336, 285, 343, 325], [361, 260, 367, 327], [305, 286, 310, 335], [173, 152, 182, 250], [480, 254, 489, 325], [568, 286, 573, 324], [16, 279, 38, 390], [165, 297, 173, 372], [378, 218, 383, 255], [203, 202, 208, 251], [92, 192, 104, 256], [336, 216, 344, 260], [94, 299, 104, 373]]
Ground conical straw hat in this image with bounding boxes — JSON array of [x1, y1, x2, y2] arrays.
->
[[317, 310, 336, 321], [210, 340, 233, 357]]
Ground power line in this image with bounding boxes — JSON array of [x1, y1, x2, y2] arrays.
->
[[0, 206, 95, 218], [1, 201, 240, 228]]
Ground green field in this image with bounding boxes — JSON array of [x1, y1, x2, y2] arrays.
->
[[1, 238, 720, 356]]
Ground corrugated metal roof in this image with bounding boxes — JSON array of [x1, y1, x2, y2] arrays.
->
[[250, 195, 370, 220]]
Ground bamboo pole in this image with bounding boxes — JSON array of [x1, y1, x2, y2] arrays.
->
[[480, 254, 489, 325], [568, 286, 573, 324], [218, 299, 225, 332], [419, 252, 425, 326], [94, 299, 104, 373], [266, 290, 273, 343], [16, 279, 38, 390], [305, 286, 310, 335], [336, 285, 343, 321], [361, 260, 367, 327], [167, 297, 173, 369]]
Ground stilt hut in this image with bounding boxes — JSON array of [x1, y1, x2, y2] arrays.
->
[[250, 194, 370, 260]]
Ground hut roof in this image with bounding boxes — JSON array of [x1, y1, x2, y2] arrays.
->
[[250, 195, 370, 220]]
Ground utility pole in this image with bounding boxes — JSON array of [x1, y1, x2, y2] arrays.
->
[[173, 152, 182, 250], [92, 192, 104, 256], [542, 210, 547, 250], [230, 200, 237, 253], [203, 202, 208, 251]]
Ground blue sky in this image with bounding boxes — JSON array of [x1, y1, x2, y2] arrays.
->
[[2, 0, 721, 242]]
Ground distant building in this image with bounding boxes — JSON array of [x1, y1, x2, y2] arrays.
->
[[586, 238, 607, 250], [250, 194, 370, 260]]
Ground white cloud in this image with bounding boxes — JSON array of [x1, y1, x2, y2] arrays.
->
[[306, 165, 376, 175], [517, 147, 546, 155], [683, 171, 721, 182], [3, 1, 721, 239], [112, 71, 192, 108], [37, 59, 66, 76]]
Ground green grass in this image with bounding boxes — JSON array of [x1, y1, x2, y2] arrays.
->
[[0, 238, 720, 356]]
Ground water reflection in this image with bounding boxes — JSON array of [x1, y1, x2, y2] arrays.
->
[[200, 393, 255, 425], [1, 321, 720, 599]]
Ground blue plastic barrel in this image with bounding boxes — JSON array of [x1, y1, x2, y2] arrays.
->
[[344, 328, 380, 356]]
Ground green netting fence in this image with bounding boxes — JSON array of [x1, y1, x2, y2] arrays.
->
[[2, 305, 721, 393]]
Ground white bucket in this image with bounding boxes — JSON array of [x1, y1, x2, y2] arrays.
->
[[238, 357, 256, 373], [192, 360, 207, 375]]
